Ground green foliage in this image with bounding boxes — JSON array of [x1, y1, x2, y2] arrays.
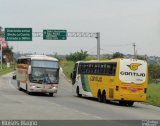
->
[[136, 55, 147, 61], [66, 50, 88, 62], [0, 26, 13, 62], [2, 46, 13, 62], [148, 64, 160, 83], [0, 26, 4, 37], [0, 64, 15, 76], [147, 83, 160, 107], [61, 60, 74, 79], [112, 52, 124, 59]]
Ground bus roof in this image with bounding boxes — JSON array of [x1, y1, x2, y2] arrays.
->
[[76, 58, 147, 63], [18, 55, 58, 62]]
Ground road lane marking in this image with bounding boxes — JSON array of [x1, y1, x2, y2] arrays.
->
[[47, 100, 103, 119], [8, 78, 17, 89]]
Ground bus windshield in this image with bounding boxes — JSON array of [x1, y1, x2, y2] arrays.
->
[[30, 68, 59, 84]]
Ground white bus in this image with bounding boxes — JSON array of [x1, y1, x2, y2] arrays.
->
[[15, 55, 59, 96]]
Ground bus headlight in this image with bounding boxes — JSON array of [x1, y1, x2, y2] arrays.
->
[[31, 85, 36, 88], [52, 86, 57, 90]]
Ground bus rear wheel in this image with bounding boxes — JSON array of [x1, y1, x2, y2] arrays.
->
[[97, 91, 102, 102], [102, 91, 106, 103], [119, 101, 127, 106], [127, 101, 134, 106]]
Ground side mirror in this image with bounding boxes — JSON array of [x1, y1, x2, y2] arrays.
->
[[73, 71, 76, 78]]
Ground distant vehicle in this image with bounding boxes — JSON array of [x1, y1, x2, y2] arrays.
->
[[12, 72, 16, 80], [16, 55, 59, 96], [71, 58, 148, 106]]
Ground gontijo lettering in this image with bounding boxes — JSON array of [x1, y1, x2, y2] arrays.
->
[[90, 76, 102, 82], [120, 71, 146, 77]]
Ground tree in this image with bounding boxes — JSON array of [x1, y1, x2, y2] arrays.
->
[[0, 26, 4, 37], [66, 50, 88, 62], [148, 64, 160, 83], [136, 55, 147, 61], [112, 52, 124, 59], [0, 26, 13, 62], [2, 46, 13, 62]]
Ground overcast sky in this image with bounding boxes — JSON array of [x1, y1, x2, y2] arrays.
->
[[0, 0, 160, 56]]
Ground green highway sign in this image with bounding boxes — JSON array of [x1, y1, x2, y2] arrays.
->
[[5, 28, 32, 41], [43, 30, 67, 40]]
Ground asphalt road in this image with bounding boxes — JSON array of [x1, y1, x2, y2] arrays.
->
[[0, 71, 160, 125]]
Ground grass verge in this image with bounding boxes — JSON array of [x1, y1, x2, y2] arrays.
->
[[0, 64, 15, 76], [147, 83, 160, 107], [60, 60, 74, 79]]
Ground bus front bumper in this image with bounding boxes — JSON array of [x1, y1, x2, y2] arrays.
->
[[29, 85, 58, 93]]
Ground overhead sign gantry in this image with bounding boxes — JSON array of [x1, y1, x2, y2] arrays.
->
[[3, 28, 100, 60]]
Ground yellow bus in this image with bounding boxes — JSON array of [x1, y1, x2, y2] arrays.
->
[[71, 58, 148, 106], [15, 55, 59, 96]]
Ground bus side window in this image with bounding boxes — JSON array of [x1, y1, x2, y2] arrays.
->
[[82, 63, 85, 74], [108, 63, 116, 76], [72, 63, 78, 79], [106, 64, 111, 75], [112, 64, 116, 76], [97, 63, 100, 74], [94, 64, 97, 74], [78, 64, 81, 74], [90, 64, 94, 74], [74, 63, 78, 73]]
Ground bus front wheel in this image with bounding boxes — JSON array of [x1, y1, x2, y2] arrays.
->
[[26, 84, 31, 95], [76, 87, 82, 97], [17, 81, 22, 91], [49, 93, 54, 97]]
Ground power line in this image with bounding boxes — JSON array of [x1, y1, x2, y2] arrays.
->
[[101, 43, 131, 47]]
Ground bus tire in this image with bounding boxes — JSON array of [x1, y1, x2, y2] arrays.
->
[[119, 101, 127, 106], [102, 91, 106, 103], [26, 84, 31, 95], [76, 86, 82, 97], [127, 101, 134, 107], [17, 81, 22, 91], [49, 93, 54, 97], [97, 90, 102, 102]]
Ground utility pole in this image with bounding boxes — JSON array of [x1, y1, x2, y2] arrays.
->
[[133, 43, 136, 58], [96, 32, 100, 60]]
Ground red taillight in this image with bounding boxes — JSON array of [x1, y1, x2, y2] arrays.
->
[[116, 86, 119, 91], [121, 87, 127, 90]]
